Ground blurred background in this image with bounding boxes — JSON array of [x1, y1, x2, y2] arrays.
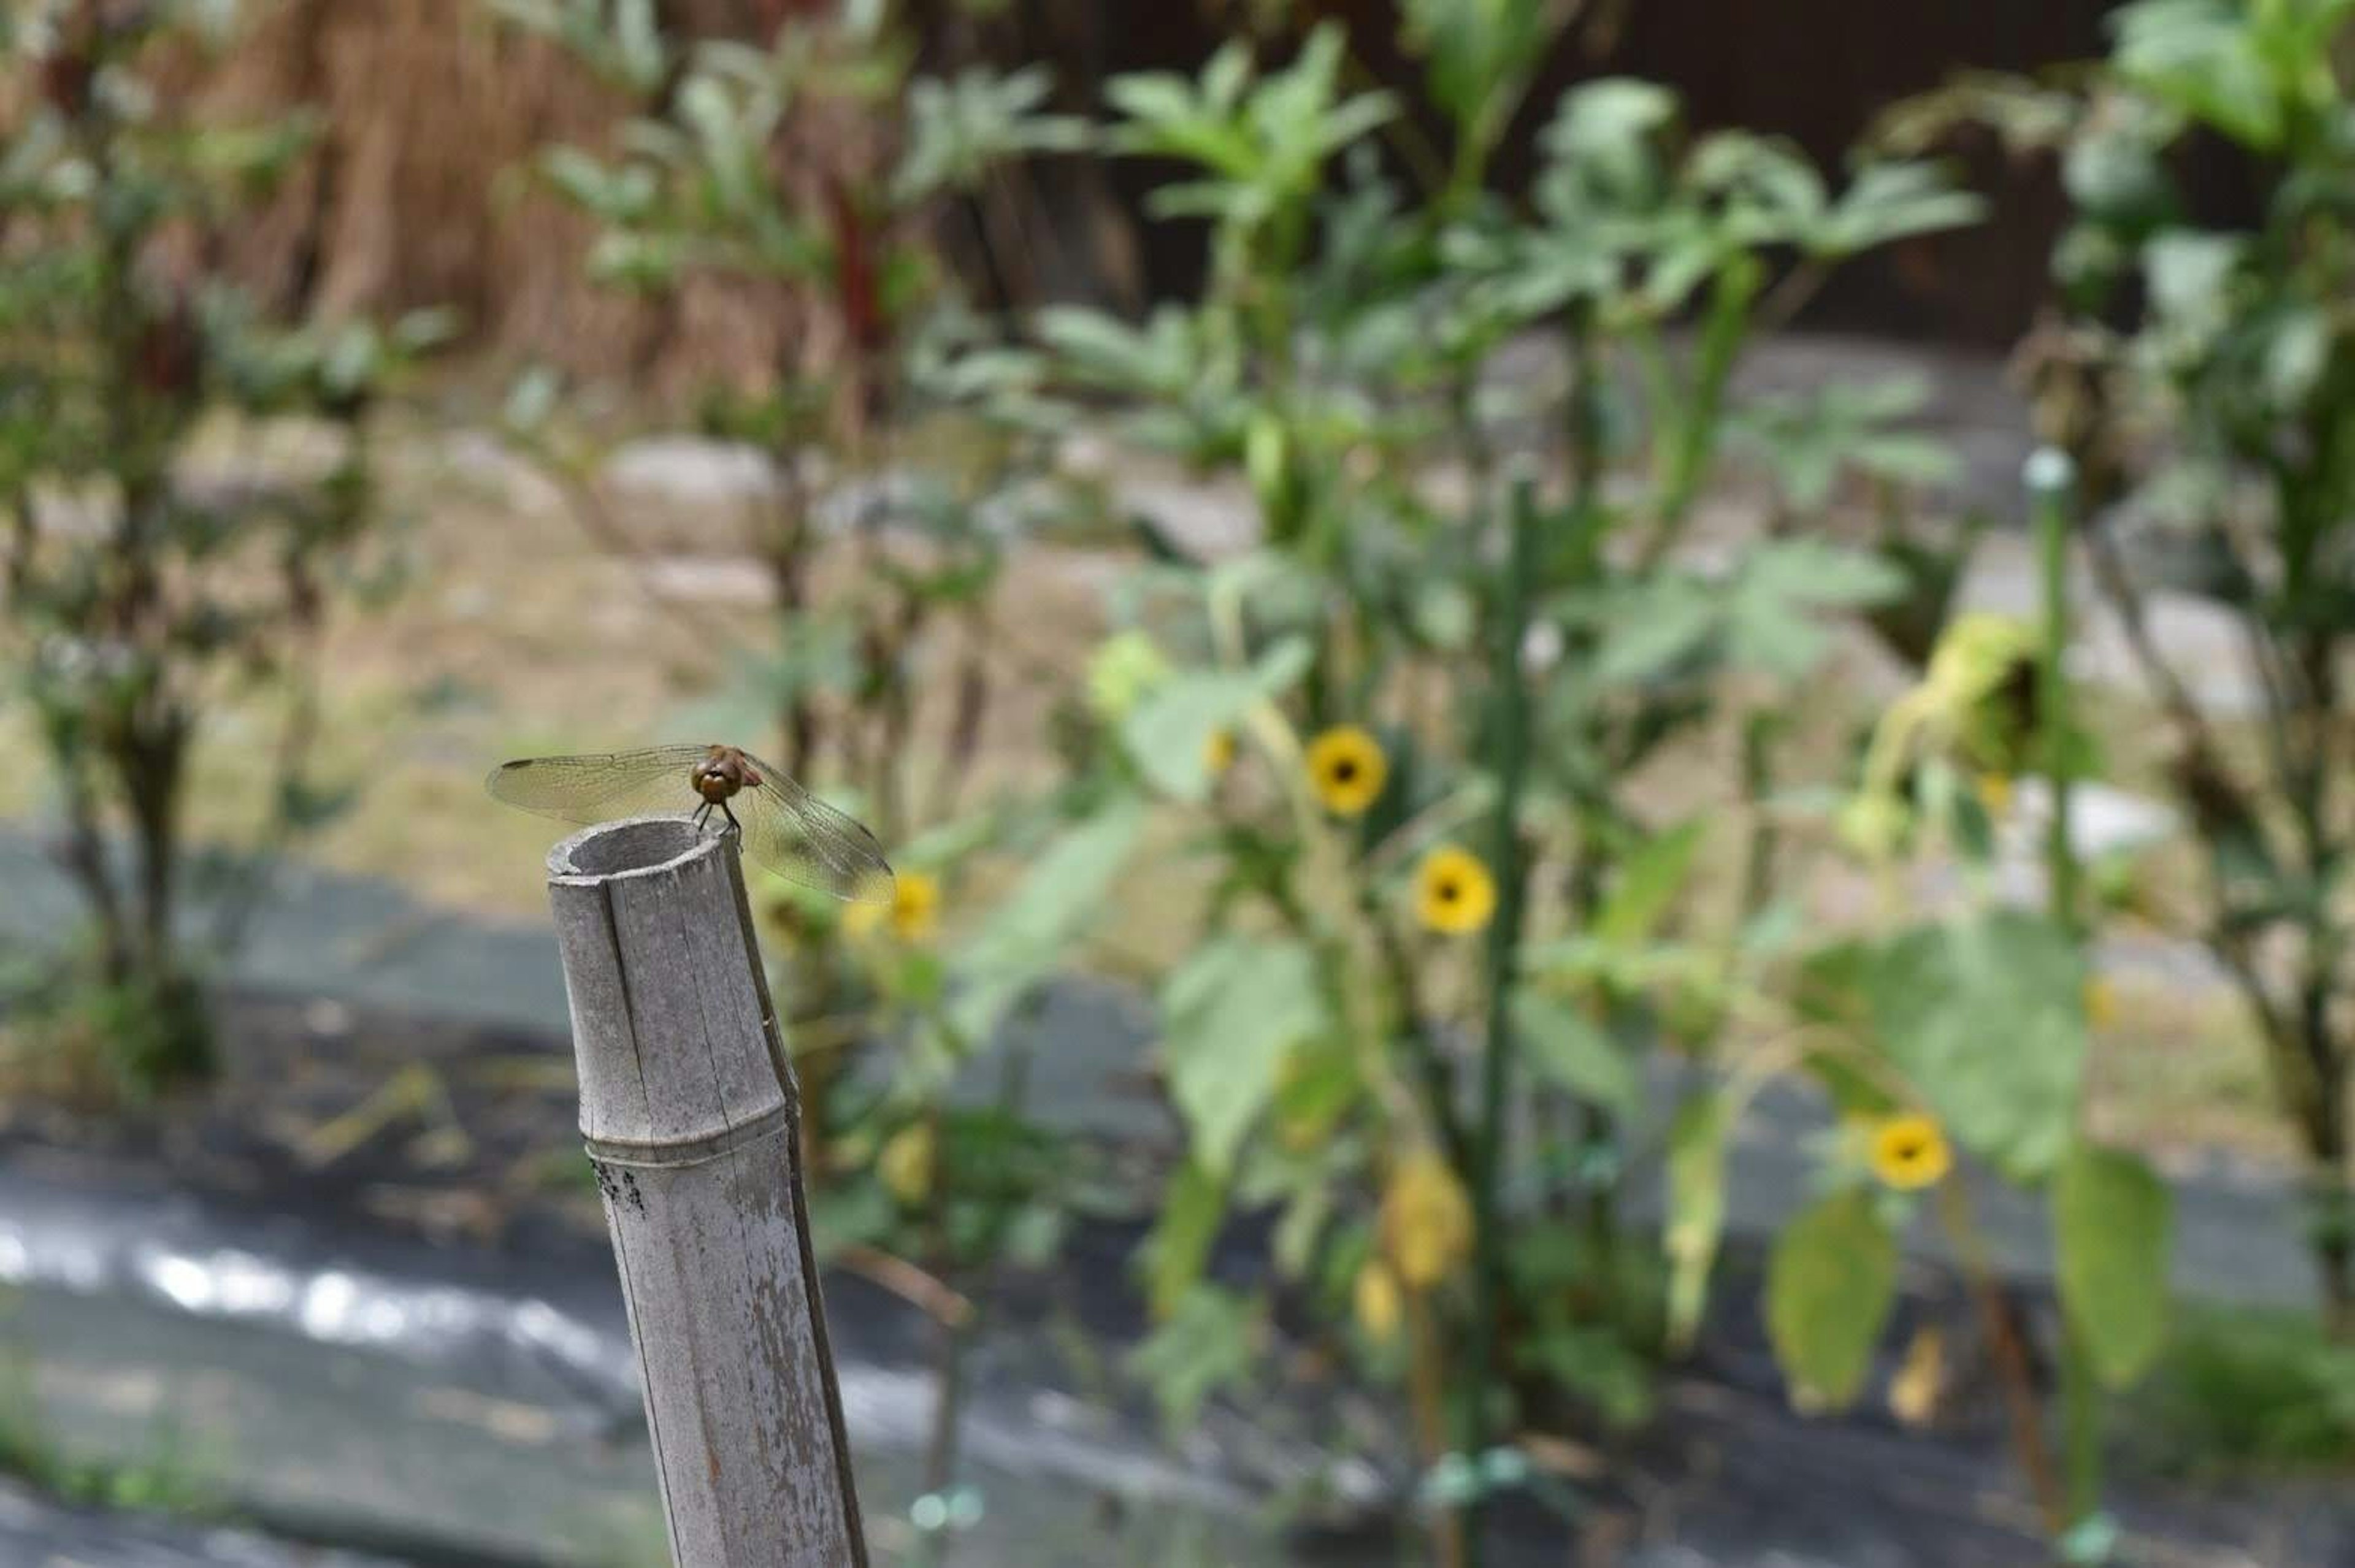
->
[[2, 2, 2352, 1565]]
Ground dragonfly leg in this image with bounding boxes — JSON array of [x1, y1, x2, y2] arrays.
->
[[720, 800, 743, 839], [691, 801, 711, 833]]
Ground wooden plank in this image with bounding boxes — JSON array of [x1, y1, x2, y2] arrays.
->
[[548, 815, 868, 1567]]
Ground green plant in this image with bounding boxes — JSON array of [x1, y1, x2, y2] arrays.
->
[[1011, 17, 1980, 1559], [1671, 485, 2175, 1553], [496, 9, 1111, 1554], [0, 1, 439, 1091], [0, 1326, 221, 1514], [494, 0, 1078, 829], [1891, 0, 2355, 1339], [2131, 1305, 2355, 1477]]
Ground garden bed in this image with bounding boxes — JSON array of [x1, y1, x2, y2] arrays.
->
[[1, 981, 2346, 1567]]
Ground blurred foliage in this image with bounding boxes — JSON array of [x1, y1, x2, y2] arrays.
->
[[1000, 11, 1982, 1543], [1886, 0, 2355, 1339], [0, 0, 442, 1092], [2132, 1306, 2355, 1477], [492, 0, 1112, 1535], [9, 0, 2349, 1551], [0, 1318, 221, 1511]]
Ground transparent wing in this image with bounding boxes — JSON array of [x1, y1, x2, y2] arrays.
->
[[731, 750, 896, 906], [484, 746, 708, 825]]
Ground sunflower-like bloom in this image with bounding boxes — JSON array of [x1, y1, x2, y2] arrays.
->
[[1869, 1113, 1953, 1191], [846, 868, 941, 943], [1415, 846, 1496, 935], [1306, 725, 1387, 816]]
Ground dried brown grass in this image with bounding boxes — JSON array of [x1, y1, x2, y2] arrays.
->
[[185, 0, 808, 383]]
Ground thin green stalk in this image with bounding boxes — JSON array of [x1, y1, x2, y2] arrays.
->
[[1643, 256, 1761, 567], [2032, 448, 2104, 1541], [913, 1045, 1031, 1568], [2059, 1317, 2102, 1527], [2033, 457, 2080, 938], [1458, 472, 1542, 1564]]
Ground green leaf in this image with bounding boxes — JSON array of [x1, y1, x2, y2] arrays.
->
[[1664, 1093, 1730, 1350], [1514, 992, 1640, 1119], [1595, 820, 1707, 946], [1860, 911, 2088, 1182], [1119, 637, 1309, 802], [1401, 0, 1559, 138], [2055, 1144, 2174, 1388], [950, 803, 1143, 1042], [1129, 1285, 1258, 1431], [1767, 1188, 1897, 1410], [1726, 538, 1906, 678], [1810, 163, 1985, 257], [1141, 1159, 1227, 1318], [2112, 0, 2288, 150], [1160, 936, 1328, 1175], [1122, 673, 1258, 802], [1589, 576, 1718, 685]]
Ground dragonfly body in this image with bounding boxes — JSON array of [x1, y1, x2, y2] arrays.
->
[[488, 743, 894, 905]]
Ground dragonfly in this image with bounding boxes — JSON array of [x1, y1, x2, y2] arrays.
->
[[487, 743, 895, 905]]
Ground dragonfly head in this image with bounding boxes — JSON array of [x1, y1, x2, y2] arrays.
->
[[691, 745, 750, 803]]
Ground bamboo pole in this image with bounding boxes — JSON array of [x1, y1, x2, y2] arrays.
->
[[547, 816, 868, 1567]]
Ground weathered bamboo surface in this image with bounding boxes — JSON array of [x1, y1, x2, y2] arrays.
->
[[548, 816, 867, 1567]]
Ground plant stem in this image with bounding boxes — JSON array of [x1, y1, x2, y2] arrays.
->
[[1937, 1179, 2066, 1535], [2033, 466, 2079, 938], [1458, 473, 1542, 1564], [2059, 1315, 2102, 1524], [2033, 451, 2105, 1537], [914, 1045, 1031, 1568], [1410, 1292, 1468, 1568]]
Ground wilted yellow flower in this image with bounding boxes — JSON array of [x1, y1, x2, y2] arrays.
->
[[1887, 1324, 1948, 1429], [1306, 725, 1387, 817], [878, 1123, 936, 1205], [1380, 1149, 1474, 1290], [846, 869, 941, 943], [1414, 846, 1496, 935], [1354, 1260, 1404, 1344], [2083, 975, 2118, 1032], [1869, 1113, 1953, 1191], [1923, 613, 2037, 717], [1203, 727, 1238, 778]]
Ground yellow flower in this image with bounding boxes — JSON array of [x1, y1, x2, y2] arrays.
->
[[1869, 1113, 1953, 1191], [846, 869, 941, 943], [1414, 846, 1496, 935], [1380, 1149, 1474, 1290], [1203, 727, 1238, 778], [1975, 773, 2014, 817], [1306, 725, 1387, 817], [2083, 975, 2118, 1032], [889, 870, 941, 941], [878, 1123, 936, 1205], [1354, 1260, 1404, 1344]]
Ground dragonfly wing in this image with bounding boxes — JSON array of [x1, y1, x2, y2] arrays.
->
[[484, 745, 710, 826], [732, 752, 895, 904]]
